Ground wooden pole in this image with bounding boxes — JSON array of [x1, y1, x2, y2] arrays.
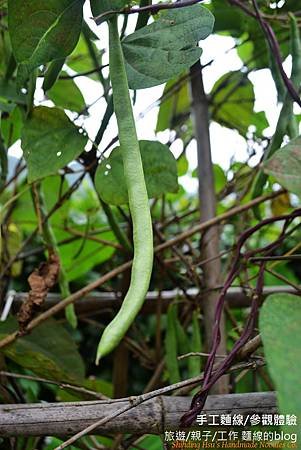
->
[[0, 392, 277, 437]]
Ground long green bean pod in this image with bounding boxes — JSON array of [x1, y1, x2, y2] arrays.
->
[[96, 17, 153, 363]]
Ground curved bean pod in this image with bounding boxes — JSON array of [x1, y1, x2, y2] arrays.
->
[[96, 17, 153, 363]]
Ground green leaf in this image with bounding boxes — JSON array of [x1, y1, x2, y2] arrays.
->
[[264, 135, 301, 196], [90, 0, 128, 19], [47, 76, 86, 113], [21, 106, 87, 183], [95, 140, 178, 205], [192, 164, 227, 194], [66, 35, 101, 79], [260, 294, 301, 427], [0, 79, 27, 105], [213, 164, 227, 193], [0, 26, 12, 78], [1, 106, 24, 147], [55, 228, 116, 282], [156, 76, 190, 133], [209, 0, 243, 35], [8, 0, 84, 85], [177, 155, 189, 177], [12, 176, 70, 232], [210, 71, 269, 136], [122, 5, 214, 89], [0, 317, 85, 382], [188, 311, 202, 378]]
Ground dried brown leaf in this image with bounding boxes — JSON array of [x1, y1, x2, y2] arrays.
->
[[17, 252, 60, 333]]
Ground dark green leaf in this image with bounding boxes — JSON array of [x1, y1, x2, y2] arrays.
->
[[188, 311, 202, 378], [0, 80, 27, 105], [165, 304, 181, 384], [264, 135, 301, 196], [95, 140, 178, 205], [211, 71, 268, 136], [209, 0, 243, 35], [1, 106, 24, 147], [0, 26, 12, 78], [260, 294, 301, 425], [0, 317, 85, 382], [90, 0, 128, 19], [47, 76, 86, 113], [122, 5, 214, 89], [8, 0, 84, 84], [21, 106, 87, 183]]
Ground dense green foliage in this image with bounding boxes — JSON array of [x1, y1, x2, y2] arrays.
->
[[0, 0, 301, 448]]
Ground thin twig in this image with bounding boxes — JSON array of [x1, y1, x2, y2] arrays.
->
[[0, 371, 108, 400]]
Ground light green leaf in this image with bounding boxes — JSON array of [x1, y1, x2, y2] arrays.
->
[[55, 228, 116, 282], [66, 35, 100, 78], [95, 140, 178, 205], [260, 294, 301, 428], [0, 317, 85, 382], [213, 164, 227, 193], [264, 135, 301, 196], [8, 0, 84, 84], [47, 76, 86, 113], [192, 164, 227, 194], [122, 5, 214, 89], [21, 106, 87, 183], [177, 155, 189, 177]]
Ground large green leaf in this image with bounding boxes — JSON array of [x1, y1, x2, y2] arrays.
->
[[264, 135, 301, 196], [47, 76, 86, 113], [122, 5, 214, 89], [8, 0, 84, 84], [21, 106, 87, 183], [260, 294, 301, 430], [211, 71, 269, 136], [0, 317, 85, 382], [95, 140, 178, 205]]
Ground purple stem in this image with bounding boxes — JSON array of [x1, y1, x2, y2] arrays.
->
[[180, 208, 301, 427]]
